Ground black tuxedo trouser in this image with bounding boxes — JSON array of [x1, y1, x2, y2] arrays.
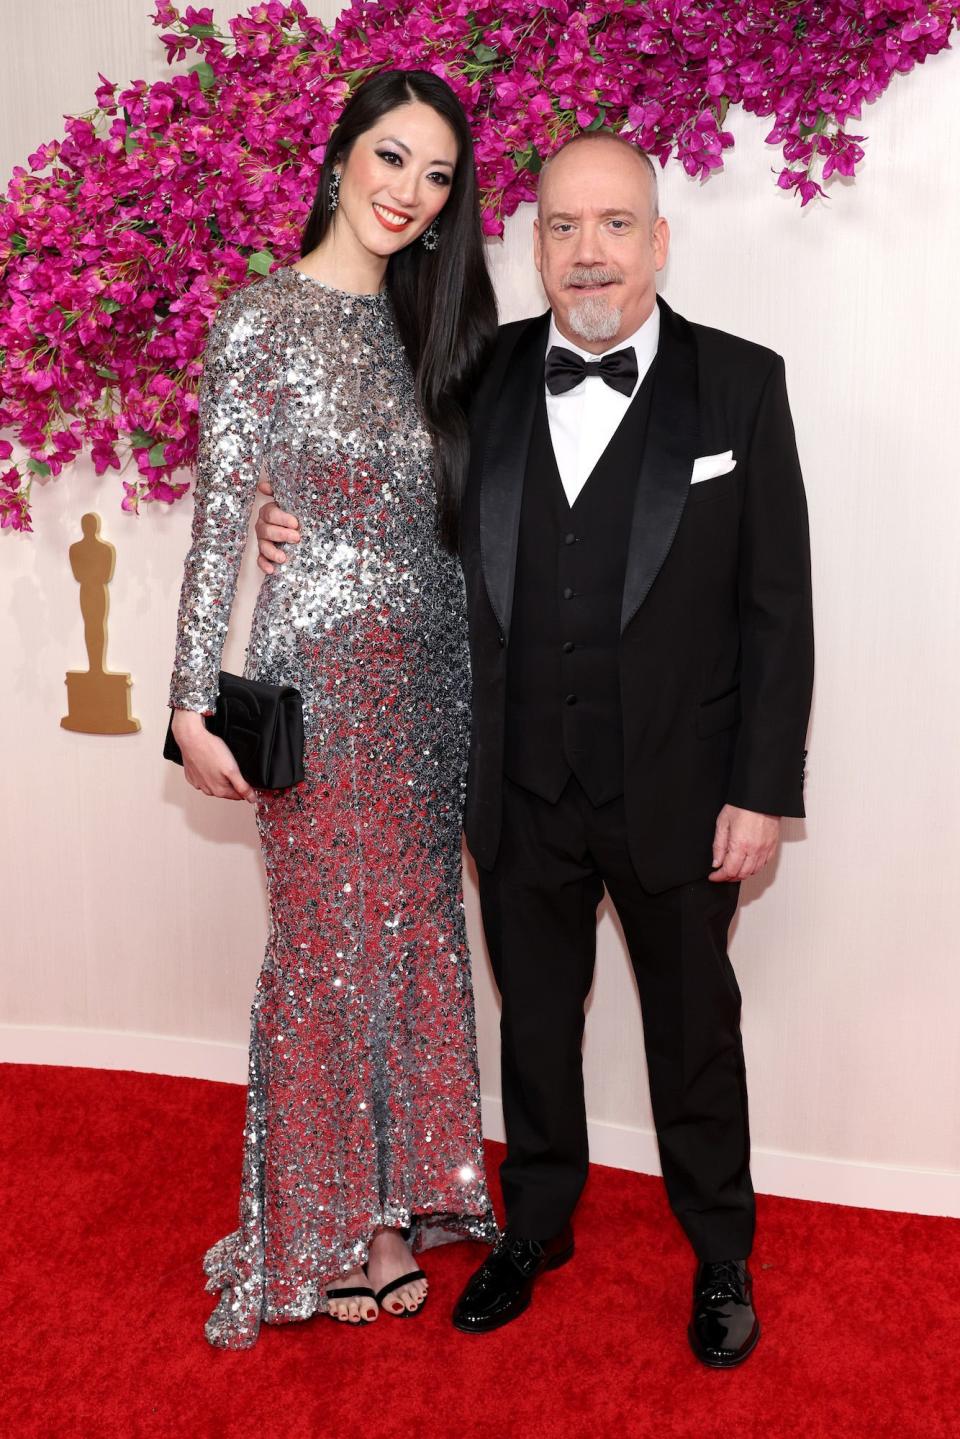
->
[[478, 776, 755, 1262]]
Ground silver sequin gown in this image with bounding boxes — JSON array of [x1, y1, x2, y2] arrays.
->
[[169, 268, 496, 1349]]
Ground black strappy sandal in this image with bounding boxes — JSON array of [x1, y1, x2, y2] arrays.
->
[[326, 1278, 378, 1325], [374, 1268, 428, 1318]]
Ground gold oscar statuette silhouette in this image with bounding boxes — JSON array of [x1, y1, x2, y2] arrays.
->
[[61, 512, 140, 735]]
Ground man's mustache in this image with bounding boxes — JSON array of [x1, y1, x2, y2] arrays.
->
[[561, 267, 624, 289]]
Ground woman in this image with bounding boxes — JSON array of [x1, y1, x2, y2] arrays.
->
[[169, 69, 499, 1348]]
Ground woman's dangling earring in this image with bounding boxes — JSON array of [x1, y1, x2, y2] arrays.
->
[[328, 169, 341, 212], [421, 218, 440, 252]]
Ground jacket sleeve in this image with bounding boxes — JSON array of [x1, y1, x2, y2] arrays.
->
[[168, 287, 279, 714], [726, 354, 814, 817]]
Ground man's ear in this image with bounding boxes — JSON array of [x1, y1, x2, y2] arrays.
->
[[653, 216, 670, 273]]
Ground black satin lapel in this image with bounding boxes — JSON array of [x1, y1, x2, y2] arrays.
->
[[620, 298, 700, 632], [480, 312, 551, 637]]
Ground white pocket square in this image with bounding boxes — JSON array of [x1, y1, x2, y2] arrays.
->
[[690, 450, 736, 484]]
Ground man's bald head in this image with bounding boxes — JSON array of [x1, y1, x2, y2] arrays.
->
[[538, 133, 660, 226]]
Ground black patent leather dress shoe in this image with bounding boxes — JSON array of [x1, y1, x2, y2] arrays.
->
[[451, 1225, 574, 1334], [688, 1259, 761, 1368]]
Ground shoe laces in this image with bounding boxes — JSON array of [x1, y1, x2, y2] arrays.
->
[[509, 1237, 543, 1260], [495, 1235, 544, 1275], [698, 1260, 745, 1303]]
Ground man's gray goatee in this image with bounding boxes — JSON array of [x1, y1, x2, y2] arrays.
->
[[568, 296, 623, 343]]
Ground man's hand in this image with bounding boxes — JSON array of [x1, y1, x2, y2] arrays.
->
[[709, 804, 781, 882], [255, 478, 301, 575]]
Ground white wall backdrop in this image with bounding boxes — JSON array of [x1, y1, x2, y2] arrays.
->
[[2, 2, 959, 1218]]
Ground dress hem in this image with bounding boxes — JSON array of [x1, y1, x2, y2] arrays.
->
[[202, 1206, 500, 1349]]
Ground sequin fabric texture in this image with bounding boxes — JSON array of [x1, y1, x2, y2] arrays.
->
[[169, 267, 497, 1349]]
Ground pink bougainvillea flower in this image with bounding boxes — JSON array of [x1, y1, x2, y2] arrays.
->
[[0, 0, 957, 533]]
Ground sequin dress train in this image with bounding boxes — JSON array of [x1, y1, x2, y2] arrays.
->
[[169, 268, 496, 1349]]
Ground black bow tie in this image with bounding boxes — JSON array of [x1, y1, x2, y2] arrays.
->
[[545, 344, 638, 398]]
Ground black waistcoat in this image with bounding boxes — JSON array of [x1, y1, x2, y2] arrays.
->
[[504, 367, 656, 804]]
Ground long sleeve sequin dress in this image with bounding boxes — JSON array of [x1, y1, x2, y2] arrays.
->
[[169, 268, 496, 1349]]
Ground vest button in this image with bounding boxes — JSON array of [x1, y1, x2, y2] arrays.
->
[[562, 586, 574, 600], [564, 693, 578, 706], [564, 532, 577, 545], [562, 641, 575, 654], [497, 631, 505, 647]]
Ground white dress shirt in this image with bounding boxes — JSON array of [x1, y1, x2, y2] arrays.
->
[[545, 304, 661, 507]]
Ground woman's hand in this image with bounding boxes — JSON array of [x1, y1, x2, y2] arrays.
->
[[171, 709, 257, 803]]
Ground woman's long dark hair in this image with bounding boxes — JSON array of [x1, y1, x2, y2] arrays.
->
[[301, 70, 498, 553]]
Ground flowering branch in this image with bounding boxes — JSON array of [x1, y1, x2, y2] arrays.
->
[[1, 0, 957, 531]]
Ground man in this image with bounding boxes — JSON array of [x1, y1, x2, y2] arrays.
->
[[254, 133, 814, 1367]]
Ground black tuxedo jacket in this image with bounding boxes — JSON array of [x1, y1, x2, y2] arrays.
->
[[460, 296, 814, 892]]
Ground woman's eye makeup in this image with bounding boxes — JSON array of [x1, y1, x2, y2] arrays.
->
[[375, 150, 451, 186]]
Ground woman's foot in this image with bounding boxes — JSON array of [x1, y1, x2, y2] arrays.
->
[[326, 1268, 378, 1324], [367, 1228, 428, 1315]]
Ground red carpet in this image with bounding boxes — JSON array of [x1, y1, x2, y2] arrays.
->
[[2, 1063, 957, 1439]]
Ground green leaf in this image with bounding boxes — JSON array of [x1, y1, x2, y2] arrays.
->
[[94, 365, 119, 380], [26, 458, 51, 478], [129, 428, 154, 449], [585, 109, 607, 132], [148, 442, 167, 467], [471, 43, 499, 64], [10, 233, 28, 254], [124, 133, 138, 155], [187, 22, 218, 38], [99, 297, 121, 314], [190, 60, 216, 92], [518, 145, 543, 175], [247, 249, 274, 277]]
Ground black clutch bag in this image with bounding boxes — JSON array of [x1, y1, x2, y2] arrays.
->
[[164, 671, 304, 789]]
